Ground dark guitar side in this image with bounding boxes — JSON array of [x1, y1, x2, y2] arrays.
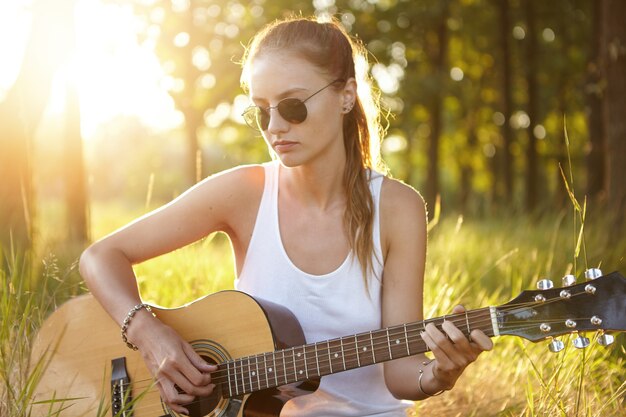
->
[[30, 291, 319, 417]]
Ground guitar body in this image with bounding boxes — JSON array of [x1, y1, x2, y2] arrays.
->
[[30, 291, 314, 417]]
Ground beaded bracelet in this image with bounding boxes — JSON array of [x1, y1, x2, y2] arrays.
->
[[120, 303, 155, 350], [418, 360, 445, 397]]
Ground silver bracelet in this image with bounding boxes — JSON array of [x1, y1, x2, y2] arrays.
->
[[120, 303, 154, 350], [418, 360, 445, 397]]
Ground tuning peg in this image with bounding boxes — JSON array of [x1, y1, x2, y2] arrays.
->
[[584, 268, 602, 280], [562, 274, 576, 286], [537, 279, 554, 290], [548, 339, 565, 353], [597, 333, 615, 347], [573, 335, 591, 349]]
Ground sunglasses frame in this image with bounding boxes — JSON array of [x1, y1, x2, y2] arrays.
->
[[242, 79, 344, 132]]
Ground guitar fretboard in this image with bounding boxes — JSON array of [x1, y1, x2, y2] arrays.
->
[[218, 307, 495, 397]]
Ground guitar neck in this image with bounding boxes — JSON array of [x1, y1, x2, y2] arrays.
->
[[218, 307, 497, 398]]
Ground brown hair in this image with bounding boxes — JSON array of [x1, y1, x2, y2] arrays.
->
[[241, 16, 388, 282]]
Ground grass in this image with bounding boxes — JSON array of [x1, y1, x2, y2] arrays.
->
[[1, 202, 625, 416], [413, 214, 626, 417], [0, 247, 84, 417]]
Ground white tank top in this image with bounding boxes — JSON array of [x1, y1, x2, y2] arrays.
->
[[235, 161, 410, 417]]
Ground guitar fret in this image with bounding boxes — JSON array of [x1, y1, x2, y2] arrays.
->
[[370, 331, 376, 363], [233, 360, 239, 395], [272, 352, 278, 387], [263, 352, 269, 390], [239, 359, 246, 394], [303, 345, 309, 379], [291, 347, 298, 382], [227, 361, 233, 397], [282, 350, 288, 384], [254, 355, 260, 391], [327, 341, 333, 374], [247, 357, 253, 394], [314, 343, 320, 376], [340, 338, 347, 370], [386, 328, 393, 360], [404, 324, 410, 356], [490, 306, 500, 336], [354, 335, 360, 367]]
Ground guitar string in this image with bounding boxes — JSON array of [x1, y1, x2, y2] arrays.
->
[[124, 320, 603, 414], [133, 291, 591, 388], [119, 309, 594, 398], [125, 315, 601, 417], [119, 320, 497, 396], [117, 291, 601, 397], [120, 306, 597, 395], [120, 314, 494, 391], [121, 325, 499, 415]]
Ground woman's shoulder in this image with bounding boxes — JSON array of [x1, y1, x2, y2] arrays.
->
[[380, 177, 426, 216], [187, 163, 266, 217], [200, 163, 266, 192]]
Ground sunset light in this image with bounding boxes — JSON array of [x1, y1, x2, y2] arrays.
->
[[1, 0, 182, 140]]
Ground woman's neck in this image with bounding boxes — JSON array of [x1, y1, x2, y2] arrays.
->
[[279, 157, 347, 211]]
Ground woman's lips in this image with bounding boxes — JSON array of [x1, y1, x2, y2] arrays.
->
[[273, 140, 298, 152]]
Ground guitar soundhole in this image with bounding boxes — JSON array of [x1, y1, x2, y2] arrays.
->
[[184, 356, 223, 417], [163, 340, 235, 417]]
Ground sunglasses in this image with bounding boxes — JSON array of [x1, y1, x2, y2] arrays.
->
[[242, 79, 344, 132]]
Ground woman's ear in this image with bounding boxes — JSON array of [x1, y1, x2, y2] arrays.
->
[[341, 78, 357, 113]]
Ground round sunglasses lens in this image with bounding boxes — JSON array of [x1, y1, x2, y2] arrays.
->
[[278, 98, 307, 124], [243, 107, 268, 131]]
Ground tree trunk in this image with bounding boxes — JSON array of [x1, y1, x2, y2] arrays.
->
[[602, 0, 626, 227], [64, 78, 89, 244], [585, 0, 606, 201], [524, 0, 539, 212], [498, 0, 514, 203], [60, 0, 89, 245], [424, 4, 449, 214], [0, 98, 33, 251], [0, 0, 73, 250], [460, 120, 477, 214], [183, 0, 202, 186]]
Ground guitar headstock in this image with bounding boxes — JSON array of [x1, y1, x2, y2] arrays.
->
[[495, 270, 626, 349]]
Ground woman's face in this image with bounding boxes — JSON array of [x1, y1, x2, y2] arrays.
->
[[247, 51, 353, 168]]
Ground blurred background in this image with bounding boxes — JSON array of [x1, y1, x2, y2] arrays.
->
[[0, 0, 624, 255]]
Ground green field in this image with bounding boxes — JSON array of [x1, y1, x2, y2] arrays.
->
[[1, 203, 625, 416]]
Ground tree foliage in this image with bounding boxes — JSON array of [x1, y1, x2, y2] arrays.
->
[[2, 0, 625, 254]]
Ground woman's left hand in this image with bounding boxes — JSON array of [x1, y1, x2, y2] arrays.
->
[[420, 304, 494, 390]]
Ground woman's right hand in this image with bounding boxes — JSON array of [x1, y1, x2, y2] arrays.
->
[[128, 311, 217, 415]]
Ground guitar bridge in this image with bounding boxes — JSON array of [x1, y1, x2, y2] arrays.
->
[[111, 357, 133, 416]]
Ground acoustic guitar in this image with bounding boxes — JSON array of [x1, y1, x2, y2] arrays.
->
[[29, 270, 626, 417]]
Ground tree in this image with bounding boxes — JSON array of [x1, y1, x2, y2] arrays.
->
[[524, 0, 539, 212], [0, 0, 88, 251], [497, 0, 515, 203], [602, 0, 626, 226], [423, 2, 450, 213], [585, 0, 605, 201], [64, 52, 89, 244], [0, 0, 74, 250]]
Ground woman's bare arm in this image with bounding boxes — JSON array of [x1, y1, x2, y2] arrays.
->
[[79, 164, 264, 414]]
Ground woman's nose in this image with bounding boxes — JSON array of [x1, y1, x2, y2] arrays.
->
[[266, 107, 290, 135]]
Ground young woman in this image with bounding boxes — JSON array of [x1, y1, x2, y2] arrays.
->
[[80, 16, 493, 416]]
